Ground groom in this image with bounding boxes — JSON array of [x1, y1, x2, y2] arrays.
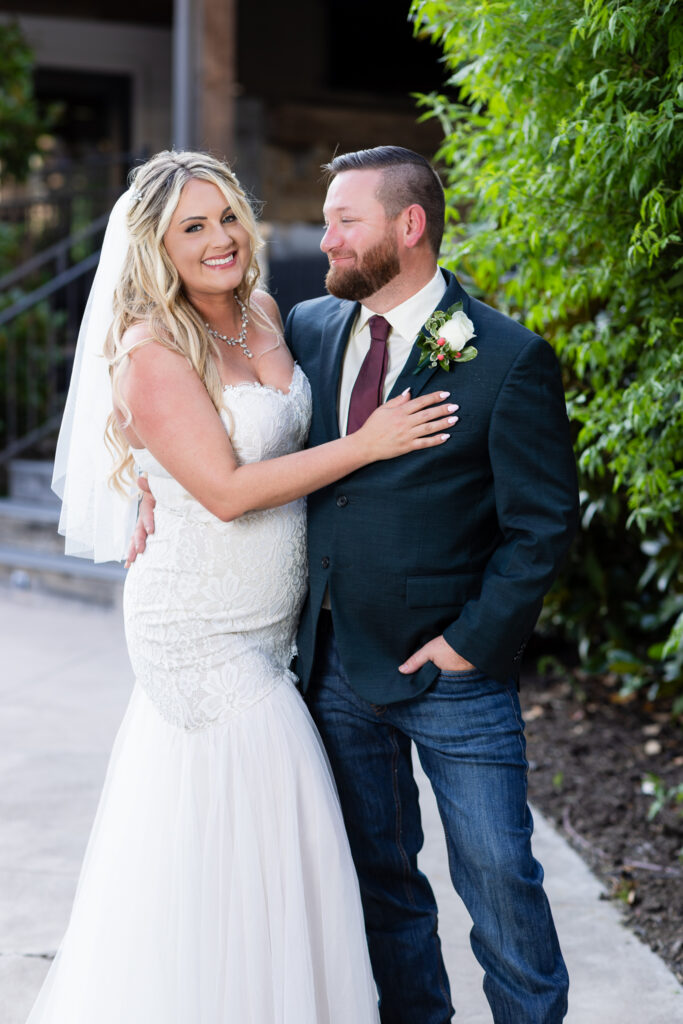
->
[[284, 147, 578, 1024]]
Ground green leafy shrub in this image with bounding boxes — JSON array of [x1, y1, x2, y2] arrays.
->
[[0, 21, 66, 467], [411, 0, 683, 704], [0, 292, 66, 453], [0, 20, 51, 180]]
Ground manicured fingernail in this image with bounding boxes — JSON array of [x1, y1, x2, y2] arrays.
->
[[447, 404, 459, 412], [447, 416, 458, 424], [441, 433, 451, 440], [402, 387, 411, 395], [439, 391, 450, 398]]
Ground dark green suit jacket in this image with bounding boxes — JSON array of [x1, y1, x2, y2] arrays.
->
[[285, 269, 579, 704]]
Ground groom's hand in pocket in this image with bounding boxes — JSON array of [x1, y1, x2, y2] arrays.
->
[[398, 635, 475, 675], [125, 476, 156, 568]]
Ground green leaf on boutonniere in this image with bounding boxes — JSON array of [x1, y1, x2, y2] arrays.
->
[[455, 345, 478, 362]]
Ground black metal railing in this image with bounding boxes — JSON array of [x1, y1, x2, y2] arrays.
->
[[0, 151, 140, 257], [0, 214, 109, 468]]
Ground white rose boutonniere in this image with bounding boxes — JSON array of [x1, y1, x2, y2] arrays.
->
[[414, 302, 478, 374]]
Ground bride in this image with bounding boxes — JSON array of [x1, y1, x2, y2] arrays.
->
[[27, 150, 455, 1023]]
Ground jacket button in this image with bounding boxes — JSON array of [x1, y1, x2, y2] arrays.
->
[[321, 556, 330, 569], [336, 495, 348, 508]]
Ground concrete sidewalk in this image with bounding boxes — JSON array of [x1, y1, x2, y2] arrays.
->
[[0, 587, 681, 1023]]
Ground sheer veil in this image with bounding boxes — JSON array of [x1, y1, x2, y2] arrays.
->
[[51, 190, 138, 563]]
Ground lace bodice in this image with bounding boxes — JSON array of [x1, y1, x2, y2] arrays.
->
[[131, 364, 311, 520], [123, 364, 312, 730]]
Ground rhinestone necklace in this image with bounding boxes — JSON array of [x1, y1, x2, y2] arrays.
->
[[205, 297, 253, 359]]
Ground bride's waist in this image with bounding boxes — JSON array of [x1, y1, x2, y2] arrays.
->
[[152, 497, 305, 527], [125, 515, 308, 613]]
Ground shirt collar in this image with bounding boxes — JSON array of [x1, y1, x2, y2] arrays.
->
[[355, 267, 447, 342]]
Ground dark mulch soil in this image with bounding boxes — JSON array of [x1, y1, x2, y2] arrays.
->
[[521, 663, 683, 983]]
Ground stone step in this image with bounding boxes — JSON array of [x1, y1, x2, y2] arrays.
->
[[0, 543, 125, 606], [0, 500, 125, 606], [8, 460, 60, 508], [0, 499, 64, 554]]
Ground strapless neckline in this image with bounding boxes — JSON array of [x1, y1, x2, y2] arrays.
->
[[222, 362, 303, 400], [129, 366, 308, 456]]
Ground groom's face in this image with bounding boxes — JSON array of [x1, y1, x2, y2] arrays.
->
[[321, 169, 401, 302]]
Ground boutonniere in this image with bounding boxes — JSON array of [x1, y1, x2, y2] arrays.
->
[[414, 302, 478, 374]]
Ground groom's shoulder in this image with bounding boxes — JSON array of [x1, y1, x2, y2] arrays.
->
[[462, 291, 556, 373], [287, 293, 349, 327], [444, 269, 545, 359], [468, 294, 537, 348]]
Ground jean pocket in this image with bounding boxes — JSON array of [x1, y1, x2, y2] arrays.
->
[[438, 667, 485, 682]]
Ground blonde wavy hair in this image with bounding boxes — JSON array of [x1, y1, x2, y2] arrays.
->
[[104, 149, 264, 492]]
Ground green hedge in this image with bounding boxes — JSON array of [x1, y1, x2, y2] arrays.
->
[[411, 0, 683, 704]]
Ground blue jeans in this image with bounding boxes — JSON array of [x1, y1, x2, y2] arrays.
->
[[307, 614, 568, 1024]]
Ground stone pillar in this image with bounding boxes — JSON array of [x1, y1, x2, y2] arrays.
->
[[172, 0, 194, 149], [198, 0, 237, 159]]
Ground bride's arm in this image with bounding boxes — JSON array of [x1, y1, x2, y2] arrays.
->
[[119, 338, 454, 525]]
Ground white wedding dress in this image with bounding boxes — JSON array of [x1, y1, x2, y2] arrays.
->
[[28, 364, 379, 1024]]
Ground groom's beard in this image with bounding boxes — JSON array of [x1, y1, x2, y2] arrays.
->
[[325, 232, 401, 301]]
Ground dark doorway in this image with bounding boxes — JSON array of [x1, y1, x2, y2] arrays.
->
[[34, 67, 132, 168]]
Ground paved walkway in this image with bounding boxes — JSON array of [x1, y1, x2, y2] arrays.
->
[[1, 587, 681, 1023]]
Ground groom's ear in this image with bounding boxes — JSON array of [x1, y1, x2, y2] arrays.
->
[[400, 204, 428, 250]]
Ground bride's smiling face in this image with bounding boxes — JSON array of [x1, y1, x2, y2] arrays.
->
[[163, 178, 251, 300]]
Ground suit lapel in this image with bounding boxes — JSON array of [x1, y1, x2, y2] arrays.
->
[[387, 270, 470, 400], [318, 299, 359, 441]]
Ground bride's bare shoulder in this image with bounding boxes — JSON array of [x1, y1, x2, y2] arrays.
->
[[117, 323, 192, 396], [119, 322, 179, 365], [250, 290, 283, 330], [119, 321, 159, 353]]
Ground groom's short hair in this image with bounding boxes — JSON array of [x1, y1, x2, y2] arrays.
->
[[323, 146, 445, 256]]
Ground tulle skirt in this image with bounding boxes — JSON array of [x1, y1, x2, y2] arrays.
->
[[27, 680, 379, 1023]]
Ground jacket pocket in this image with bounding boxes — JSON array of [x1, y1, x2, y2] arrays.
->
[[405, 572, 480, 609]]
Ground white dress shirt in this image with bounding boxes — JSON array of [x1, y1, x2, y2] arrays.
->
[[337, 267, 447, 435]]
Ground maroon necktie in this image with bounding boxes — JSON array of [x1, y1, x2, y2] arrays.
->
[[346, 315, 391, 434]]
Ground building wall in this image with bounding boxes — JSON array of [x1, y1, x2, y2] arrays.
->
[[2, 4, 444, 230], [4, 14, 172, 155]]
